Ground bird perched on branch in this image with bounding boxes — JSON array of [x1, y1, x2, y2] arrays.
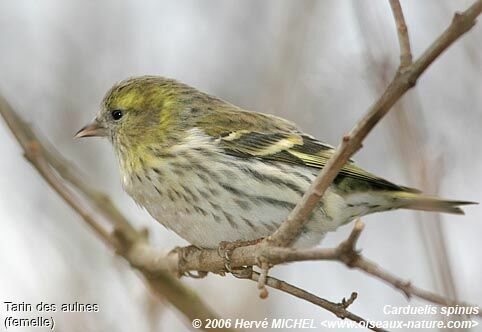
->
[[76, 76, 475, 248]]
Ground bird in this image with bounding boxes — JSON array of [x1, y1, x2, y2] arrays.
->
[[75, 76, 475, 249]]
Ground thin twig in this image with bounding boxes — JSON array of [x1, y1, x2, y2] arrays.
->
[[389, 0, 413, 68], [233, 268, 386, 332]]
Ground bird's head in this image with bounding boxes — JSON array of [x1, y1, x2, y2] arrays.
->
[[75, 76, 202, 149]]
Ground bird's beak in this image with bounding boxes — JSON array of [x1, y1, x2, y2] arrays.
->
[[74, 119, 108, 138]]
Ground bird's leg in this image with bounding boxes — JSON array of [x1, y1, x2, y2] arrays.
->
[[217, 239, 271, 298]]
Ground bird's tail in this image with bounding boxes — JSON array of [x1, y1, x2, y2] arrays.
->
[[389, 191, 477, 215]]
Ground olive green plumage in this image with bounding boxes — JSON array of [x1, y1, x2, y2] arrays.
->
[[76, 75, 476, 248]]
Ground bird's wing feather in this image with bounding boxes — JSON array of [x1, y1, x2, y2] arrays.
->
[[213, 129, 417, 192], [196, 107, 417, 192]]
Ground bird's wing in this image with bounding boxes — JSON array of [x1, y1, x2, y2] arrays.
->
[[211, 128, 417, 192], [196, 106, 417, 192]]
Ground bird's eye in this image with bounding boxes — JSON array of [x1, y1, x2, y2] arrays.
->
[[111, 110, 123, 121]]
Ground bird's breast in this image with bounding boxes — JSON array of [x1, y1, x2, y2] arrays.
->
[[116, 128, 352, 248]]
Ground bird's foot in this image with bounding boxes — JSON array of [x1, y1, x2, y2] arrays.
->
[[217, 238, 264, 273]]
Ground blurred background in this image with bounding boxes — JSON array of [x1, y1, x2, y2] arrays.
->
[[0, 0, 481, 331]]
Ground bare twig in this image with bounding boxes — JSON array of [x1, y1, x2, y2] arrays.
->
[[233, 268, 386, 332], [389, 0, 413, 67], [348, 252, 470, 308], [268, 0, 482, 248], [340, 293, 358, 309]]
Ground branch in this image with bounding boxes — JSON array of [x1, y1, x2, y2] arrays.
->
[[389, 0, 412, 68], [233, 269, 387, 332], [267, 0, 482, 248], [127, 239, 384, 328], [0, 95, 227, 331], [132, 221, 482, 319]]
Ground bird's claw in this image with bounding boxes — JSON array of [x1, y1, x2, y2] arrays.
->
[[217, 241, 234, 272], [217, 238, 265, 273], [183, 270, 208, 279]]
